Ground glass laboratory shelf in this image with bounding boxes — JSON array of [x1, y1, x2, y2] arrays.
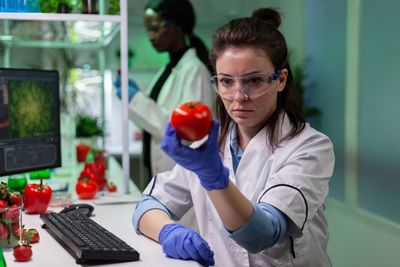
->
[[0, 19, 120, 48]]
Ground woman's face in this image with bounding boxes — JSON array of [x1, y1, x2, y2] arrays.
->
[[143, 8, 181, 52], [215, 47, 287, 134]]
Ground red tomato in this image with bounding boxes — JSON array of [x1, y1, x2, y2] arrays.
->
[[84, 162, 107, 190], [78, 168, 100, 186], [170, 101, 213, 141], [23, 177, 52, 214], [76, 178, 98, 199], [107, 182, 117, 192], [13, 244, 32, 262]]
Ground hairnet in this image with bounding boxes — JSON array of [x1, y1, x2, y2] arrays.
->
[[145, 0, 195, 35]]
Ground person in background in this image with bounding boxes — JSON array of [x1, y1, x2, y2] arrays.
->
[[114, 0, 215, 182], [132, 7, 335, 267]]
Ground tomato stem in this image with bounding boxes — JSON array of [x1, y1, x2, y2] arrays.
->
[[186, 102, 199, 108]]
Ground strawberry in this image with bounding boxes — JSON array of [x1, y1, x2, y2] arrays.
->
[[0, 222, 9, 239], [13, 227, 26, 239], [13, 244, 32, 262], [0, 199, 7, 213], [8, 191, 22, 206], [0, 182, 9, 200], [24, 229, 40, 243], [2, 204, 20, 223]]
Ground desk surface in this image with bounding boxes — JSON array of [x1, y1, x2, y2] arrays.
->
[[3, 201, 199, 267], [1, 158, 199, 267]]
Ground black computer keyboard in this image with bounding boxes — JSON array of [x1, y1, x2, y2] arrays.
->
[[40, 212, 140, 264]]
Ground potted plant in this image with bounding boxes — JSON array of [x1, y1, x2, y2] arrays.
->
[[293, 64, 322, 126], [40, 0, 81, 13], [75, 114, 103, 162]]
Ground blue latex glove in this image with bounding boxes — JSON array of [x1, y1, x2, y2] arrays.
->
[[158, 223, 215, 267], [161, 120, 229, 191], [113, 74, 139, 102]]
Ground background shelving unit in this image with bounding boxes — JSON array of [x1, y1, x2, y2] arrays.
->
[[0, 0, 132, 194]]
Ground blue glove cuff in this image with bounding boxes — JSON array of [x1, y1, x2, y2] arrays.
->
[[158, 223, 183, 245], [199, 165, 230, 191]]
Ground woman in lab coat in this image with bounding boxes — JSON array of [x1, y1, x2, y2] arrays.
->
[[115, 0, 215, 179], [133, 7, 334, 267]]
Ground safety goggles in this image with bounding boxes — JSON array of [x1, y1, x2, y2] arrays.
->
[[210, 70, 281, 100], [145, 20, 172, 38]]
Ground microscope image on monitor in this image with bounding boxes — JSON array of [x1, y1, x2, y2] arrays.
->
[[0, 68, 61, 176]]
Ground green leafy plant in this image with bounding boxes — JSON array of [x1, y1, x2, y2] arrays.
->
[[75, 115, 103, 137], [293, 64, 322, 126], [40, 0, 82, 13], [108, 0, 120, 15]]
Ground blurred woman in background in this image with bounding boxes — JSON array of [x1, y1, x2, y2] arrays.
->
[[114, 0, 215, 183]]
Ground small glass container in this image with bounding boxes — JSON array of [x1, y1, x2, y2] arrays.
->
[[0, 205, 23, 250], [7, 174, 28, 196]]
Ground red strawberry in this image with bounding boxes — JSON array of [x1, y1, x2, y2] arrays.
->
[[13, 244, 32, 262], [2, 204, 20, 223], [13, 227, 26, 239], [0, 200, 7, 213], [8, 191, 22, 206], [0, 222, 9, 239], [24, 229, 40, 243]]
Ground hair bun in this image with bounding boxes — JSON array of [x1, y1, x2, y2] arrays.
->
[[251, 8, 281, 28]]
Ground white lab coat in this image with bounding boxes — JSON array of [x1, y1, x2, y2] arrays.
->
[[128, 48, 215, 175], [143, 113, 335, 267]]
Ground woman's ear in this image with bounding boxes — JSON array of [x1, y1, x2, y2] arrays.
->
[[276, 68, 288, 92]]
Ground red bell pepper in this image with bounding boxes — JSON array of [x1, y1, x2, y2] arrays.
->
[[23, 176, 52, 214]]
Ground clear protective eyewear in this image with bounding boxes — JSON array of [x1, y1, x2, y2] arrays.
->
[[145, 20, 172, 38], [210, 70, 281, 100]]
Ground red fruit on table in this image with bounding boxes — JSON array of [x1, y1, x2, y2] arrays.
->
[[23, 176, 52, 214], [84, 162, 107, 190], [170, 101, 213, 142], [24, 228, 40, 243], [107, 182, 117, 192], [76, 177, 98, 199], [13, 244, 33, 262]]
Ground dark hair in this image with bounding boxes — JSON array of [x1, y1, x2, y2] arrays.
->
[[145, 0, 213, 74], [210, 8, 305, 150]]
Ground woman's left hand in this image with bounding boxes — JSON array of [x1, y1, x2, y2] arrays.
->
[[161, 120, 229, 190]]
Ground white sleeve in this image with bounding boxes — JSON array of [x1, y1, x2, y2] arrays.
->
[[128, 91, 169, 141], [142, 165, 194, 220], [257, 133, 335, 235]]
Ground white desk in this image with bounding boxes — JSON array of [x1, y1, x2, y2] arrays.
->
[[2, 158, 199, 267]]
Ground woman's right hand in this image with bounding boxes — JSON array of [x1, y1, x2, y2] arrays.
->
[[158, 223, 215, 266]]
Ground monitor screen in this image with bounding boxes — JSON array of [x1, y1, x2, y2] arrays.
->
[[0, 68, 61, 176]]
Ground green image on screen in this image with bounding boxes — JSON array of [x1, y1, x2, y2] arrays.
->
[[8, 80, 56, 138]]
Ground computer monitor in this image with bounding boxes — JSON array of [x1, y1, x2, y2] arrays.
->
[[0, 68, 61, 176]]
